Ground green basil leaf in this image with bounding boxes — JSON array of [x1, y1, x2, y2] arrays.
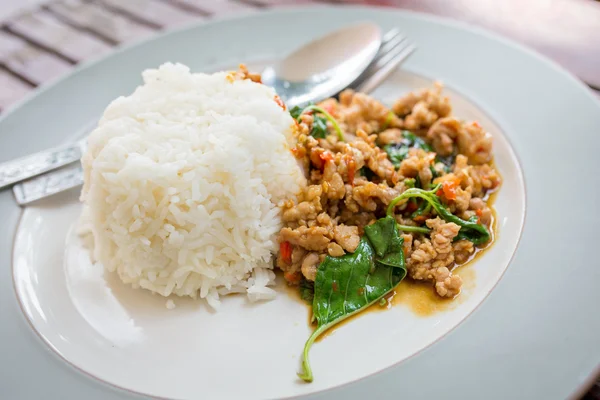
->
[[383, 144, 409, 168], [435, 153, 456, 173], [310, 114, 329, 139], [298, 217, 406, 382], [402, 131, 433, 152], [384, 131, 433, 169], [290, 104, 344, 141], [289, 105, 306, 120], [364, 216, 404, 269], [299, 279, 315, 304], [387, 186, 490, 245], [410, 199, 432, 220]]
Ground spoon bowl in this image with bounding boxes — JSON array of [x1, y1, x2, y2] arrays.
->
[[262, 23, 382, 108]]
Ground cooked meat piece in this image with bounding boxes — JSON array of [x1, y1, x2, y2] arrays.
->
[[427, 117, 461, 156], [453, 240, 474, 264], [333, 224, 360, 253], [435, 172, 472, 213], [322, 161, 346, 200], [433, 267, 462, 297], [405, 218, 462, 297], [281, 183, 324, 227], [377, 128, 403, 146], [453, 155, 500, 198], [408, 239, 437, 280], [457, 121, 493, 165], [327, 242, 345, 257], [427, 217, 461, 256], [305, 184, 323, 201], [316, 212, 333, 226], [337, 89, 395, 134], [453, 186, 472, 213], [282, 200, 318, 223], [301, 252, 320, 281], [351, 130, 396, 183], [352, 181, 399, 211], [230, 64, 262, 83], [469, 197, 493, 226], [338, 209, 376, 231], [309, 146, 328, 171], [280, 226, 331, 251], [471, 163, 501, 198], [469, 197, 486, 211], [276, 245, 306, 278], [404, 101, 439, 131], [291, 246, 307, 266], [399, 148, 435, 188], [393, 82, 451, 130]]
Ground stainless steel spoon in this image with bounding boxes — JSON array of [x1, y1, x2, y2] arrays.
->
[[261, 23, 382, 108]]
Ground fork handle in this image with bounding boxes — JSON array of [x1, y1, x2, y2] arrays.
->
[[12, 163, 83, 205], [0, 140, 85, 190]]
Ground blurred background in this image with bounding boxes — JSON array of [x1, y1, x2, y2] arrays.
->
[[0, 0, 598, 397], [0, 0, 598, 115]]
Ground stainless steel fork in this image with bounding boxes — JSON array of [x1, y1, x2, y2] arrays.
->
[[5, 29, 415, 206]]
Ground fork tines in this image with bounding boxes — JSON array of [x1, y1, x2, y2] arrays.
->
[[352, 28, 416, 94]]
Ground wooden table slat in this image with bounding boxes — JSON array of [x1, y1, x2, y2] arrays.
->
[[98, 0, 202, 28], [173, 0, 257, 14], [249, 0, 319, 5], [0, 31, 72, 84], [0, 69, 33, 111], [47, 0, 157, 44], [6, 10, 113, 63], [0, 30, 25, 59]]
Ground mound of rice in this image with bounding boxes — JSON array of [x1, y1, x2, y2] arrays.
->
[[80, 63, 305, 308]]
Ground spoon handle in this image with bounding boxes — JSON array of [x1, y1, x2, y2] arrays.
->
[[0, 139, 85, 191]]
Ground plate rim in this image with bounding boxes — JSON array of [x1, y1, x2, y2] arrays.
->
[[1, 5, 599, 400], [10, 67, 528, 400]]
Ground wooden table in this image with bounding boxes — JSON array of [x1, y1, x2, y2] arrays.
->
[[0, 0, 598, 397]]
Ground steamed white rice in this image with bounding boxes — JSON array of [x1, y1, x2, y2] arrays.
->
[[80, 63, 305, 308]]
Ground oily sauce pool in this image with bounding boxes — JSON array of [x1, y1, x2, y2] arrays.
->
[[286, 190, 498, 341]]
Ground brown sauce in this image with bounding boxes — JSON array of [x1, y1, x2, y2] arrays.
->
[[311, 262, 478, 341], [285, 181, 500, 340]]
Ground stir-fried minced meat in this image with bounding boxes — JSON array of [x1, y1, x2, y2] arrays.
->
[[277, 83, 500, 299], [407, 218, 463, 298], [427, 117, 461, 156], [301, 252, 320, 281], [458, 121, 493, 165], [228, 63, 262, 83], [393, 82, 452, 131], [279, 226, 331, 251], [399, 148, 435, 189], [333, 224, 360, 253], [377, 128, 404, 146], [351, 130, 396, 183], [453, 154, 500, 198], [351, 181, 399, 211], [337, 89, 399, 134], [453, 240, 475, 264]]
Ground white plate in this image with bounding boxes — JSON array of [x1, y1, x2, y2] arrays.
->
[[2, 6, 600, 400], [12, 67, 525, 399]]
